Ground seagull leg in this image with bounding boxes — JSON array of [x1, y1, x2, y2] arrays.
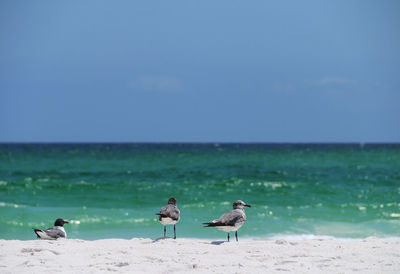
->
[[227, 232, 230, 242], [235, 231, 238, 242], [174, 224, 176, 239], [164, 226, 166, 238]]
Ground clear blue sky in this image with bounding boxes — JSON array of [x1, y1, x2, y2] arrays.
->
[[1, 0, 399, 142]]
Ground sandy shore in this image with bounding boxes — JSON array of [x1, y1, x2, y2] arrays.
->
[[0, 237, 399, 273]]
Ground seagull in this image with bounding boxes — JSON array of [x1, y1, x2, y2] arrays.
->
[[33, 218, 69, 240], [203, 200, 251, 242], [156, 197, 180, 239]]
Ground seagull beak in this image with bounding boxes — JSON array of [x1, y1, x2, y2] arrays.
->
[[64, 221, 69, 224], [244, 204, 251, 207]]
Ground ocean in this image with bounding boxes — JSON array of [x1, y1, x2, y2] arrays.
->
[[0, 143, 399, 240]]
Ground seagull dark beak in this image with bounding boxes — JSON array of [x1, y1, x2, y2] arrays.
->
[[64, 221, 69, 224], [244, 204, 251, 207]]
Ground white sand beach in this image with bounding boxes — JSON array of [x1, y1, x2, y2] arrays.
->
[[1, 237, 399, 273]]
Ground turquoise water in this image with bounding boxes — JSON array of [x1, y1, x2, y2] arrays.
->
[[0, 143, 399, 240]]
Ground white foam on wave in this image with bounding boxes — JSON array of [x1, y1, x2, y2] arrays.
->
[[0, 201, 27, 208]]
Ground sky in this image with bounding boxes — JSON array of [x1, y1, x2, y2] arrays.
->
[[1, 0, 399, 142]]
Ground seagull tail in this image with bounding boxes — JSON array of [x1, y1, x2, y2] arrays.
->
[[33, 228, 42, 238]]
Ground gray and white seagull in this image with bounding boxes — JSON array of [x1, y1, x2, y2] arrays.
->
[[156, 197, 180, 239], [33, 218, 69, 240], [203, 200, 251, 242]]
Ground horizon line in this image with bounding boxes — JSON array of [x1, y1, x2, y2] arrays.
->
[[0, 141, 399, 145]]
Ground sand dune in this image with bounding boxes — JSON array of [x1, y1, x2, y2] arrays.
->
[[1, 237, 399, 273]]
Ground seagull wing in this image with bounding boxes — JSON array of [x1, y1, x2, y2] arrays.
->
[[44, 228, 66, 238], [156, 205, 180, 221], [33, 227, 65, 239], [203, 209, 245, 227]]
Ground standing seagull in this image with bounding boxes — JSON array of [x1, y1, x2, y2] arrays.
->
[[203, 200, 251, 242], [33, 218, 69, 240], [156, 197, 180, 239]]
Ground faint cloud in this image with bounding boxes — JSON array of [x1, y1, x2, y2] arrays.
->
[[306, 77, 356, 87], [129, 75, 184, 93]]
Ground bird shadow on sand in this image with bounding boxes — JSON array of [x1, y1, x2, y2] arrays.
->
[[210, 240, 227, 245], [152, 237, 175, 243]]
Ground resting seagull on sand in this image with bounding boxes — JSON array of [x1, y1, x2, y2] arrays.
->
[[203, 200, 251, 242], [156, 197, 180, 239], [33, 218, 69, 240]]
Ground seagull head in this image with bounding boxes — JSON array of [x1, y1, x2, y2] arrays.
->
[[54, 218, 69, 227], [167, 197, 178, 205], [233, 200, 251, 209]]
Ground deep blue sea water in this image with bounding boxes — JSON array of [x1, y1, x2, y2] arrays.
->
[[0, 143, 399, 240]]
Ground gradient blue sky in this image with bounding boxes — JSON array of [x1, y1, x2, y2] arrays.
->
[[1, 0, 399, 142]]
